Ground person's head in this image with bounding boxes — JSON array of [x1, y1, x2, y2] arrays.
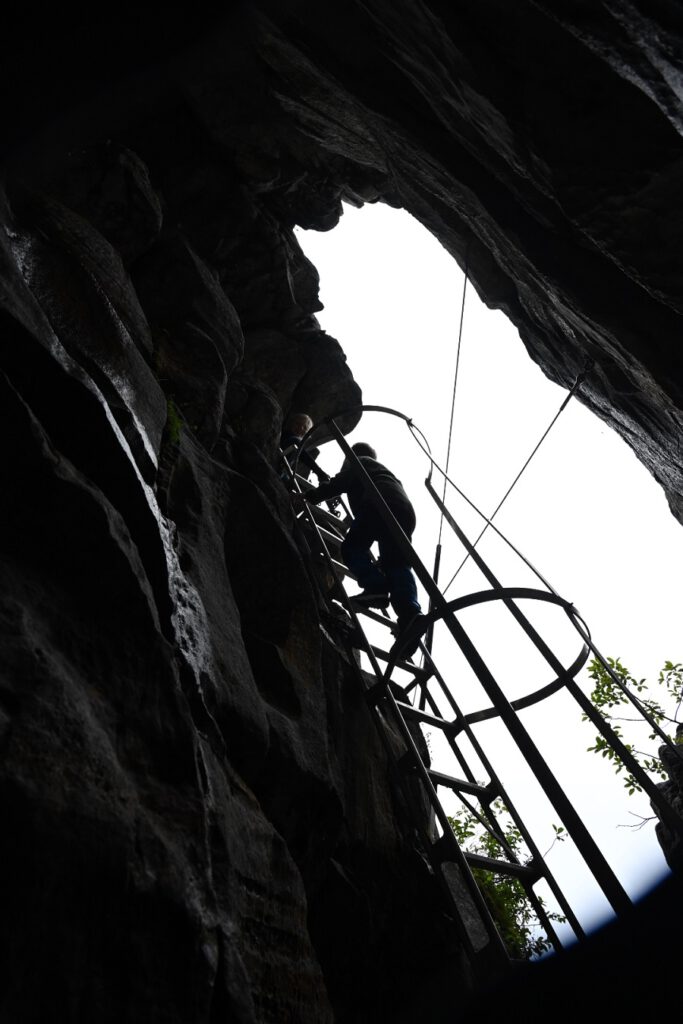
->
[[351, 442, 377, 460], [285, 412, 313, 439]]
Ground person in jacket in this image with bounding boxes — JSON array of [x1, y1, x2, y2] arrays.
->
[[279, 413, 330, 484], [305, 442, 425, 654]]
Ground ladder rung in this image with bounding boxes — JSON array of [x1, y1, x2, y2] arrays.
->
[[311, 524, 344, 549], [369, 644, 427, 676], [352, 606, 394, 628], [365, 677, 416, 706], [463, 851, 540, 882], [431, 833, 538, 882], [304, 503, 350, 533], [315, 554, 354, 578], [427, 770, 494, 801], [394, 700, 455, 732]]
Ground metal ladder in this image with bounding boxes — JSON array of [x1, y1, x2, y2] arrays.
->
[[290, 500, 509, 976], [286, 409, 683, 980]]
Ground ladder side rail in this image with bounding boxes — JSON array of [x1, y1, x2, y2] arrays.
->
[[337, 493, 354, 523], [423, 541, 442, 673], [453, 788, 567, 953], [356, 668, 510, 974], [291, 478, 387, 684], [428, 477, 683, 842], [402, 661, 487, 796], [414, 642, 586, 942], [286, 456, 347, 612], [368, 677, 512, 965], [449, 786, 530, 869], [416, 628, 576, 872], [395, 679, 511, 864]]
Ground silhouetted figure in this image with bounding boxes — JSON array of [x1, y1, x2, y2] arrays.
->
[[306, 442, 425, 655], [279, 413, 330, 484]]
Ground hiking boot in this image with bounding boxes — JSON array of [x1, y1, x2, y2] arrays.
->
[[394, 612, 427, 660], [351, 590, 390, 610]]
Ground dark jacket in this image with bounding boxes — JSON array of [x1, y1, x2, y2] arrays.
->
[[308, 456, 413, 517]]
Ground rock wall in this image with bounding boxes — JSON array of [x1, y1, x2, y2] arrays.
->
[[2, 3, 683, 1021], [0, 20, 463, 1024]]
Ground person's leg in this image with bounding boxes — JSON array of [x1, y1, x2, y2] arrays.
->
[[376, 505, 421, 627], [341, 514, 387, 593], [385, 565, 421, 625]]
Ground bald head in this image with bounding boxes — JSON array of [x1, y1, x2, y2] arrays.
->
[[285, 413, 313, 438]]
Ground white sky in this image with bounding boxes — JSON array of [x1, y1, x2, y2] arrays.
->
[[295, 202, 683, 942]]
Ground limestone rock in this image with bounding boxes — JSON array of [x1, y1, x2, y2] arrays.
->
[[654, 739, 683, 872], [2, 4, 683, 1020], [41, 142, 163, 264], [134, 233, 245, 448]]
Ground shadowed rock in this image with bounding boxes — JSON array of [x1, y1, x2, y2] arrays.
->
[[1, 4, 682, 1020]]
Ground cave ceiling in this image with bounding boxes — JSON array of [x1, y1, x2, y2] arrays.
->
[[4, 1, 683, 511]]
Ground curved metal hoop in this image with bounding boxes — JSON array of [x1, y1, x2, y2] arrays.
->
[[387, 588, 591, 726], [291, 403, 433, 478]]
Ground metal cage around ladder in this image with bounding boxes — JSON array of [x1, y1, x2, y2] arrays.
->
[[285, 404, 683, 980]]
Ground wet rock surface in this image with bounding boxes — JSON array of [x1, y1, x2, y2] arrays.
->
[[2, 3, 683, 1020]]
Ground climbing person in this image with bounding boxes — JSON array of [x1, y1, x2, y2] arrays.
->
[[279, 412, 330, 485], [304, 442, 426, 656]]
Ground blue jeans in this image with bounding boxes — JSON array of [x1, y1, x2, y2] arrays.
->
[[341, 503, 421, 626]]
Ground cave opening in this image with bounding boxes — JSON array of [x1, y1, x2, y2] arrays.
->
[[295, 199, 683, 933]]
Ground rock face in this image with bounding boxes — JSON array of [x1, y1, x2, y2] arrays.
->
[[2, 3, 683, 1020], [654, 728, 683, 874]]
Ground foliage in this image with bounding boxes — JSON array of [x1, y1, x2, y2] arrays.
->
[[583, 657, 683, 795], [166, 398, 183, 445], [448, 800, 565, 960], [448, 658, 682, 960]]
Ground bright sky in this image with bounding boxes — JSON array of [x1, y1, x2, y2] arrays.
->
[[295, 202, 683, 942]]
